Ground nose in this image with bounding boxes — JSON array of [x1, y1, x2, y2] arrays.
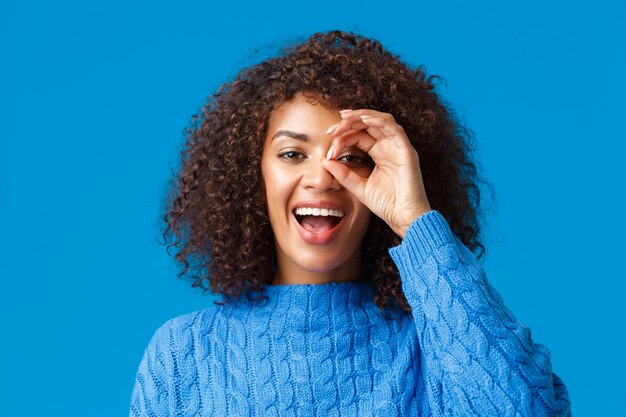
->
[[301, 157, 341, 191]]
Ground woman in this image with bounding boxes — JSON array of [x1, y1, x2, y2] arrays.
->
[[129, 31, 571, 416]]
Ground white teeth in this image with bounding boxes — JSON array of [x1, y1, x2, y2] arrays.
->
[[294, 207, 345, 217]]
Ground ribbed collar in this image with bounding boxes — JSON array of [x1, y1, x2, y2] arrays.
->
[[266, 278, 374, 306], [264, 279, 374, 297], [231, 279, 382, 334]]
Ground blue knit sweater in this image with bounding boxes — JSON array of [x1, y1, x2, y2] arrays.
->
[[129, 211, 571, 416]]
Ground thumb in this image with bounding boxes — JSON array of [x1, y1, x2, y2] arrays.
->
[[321, 159, 367, 203]]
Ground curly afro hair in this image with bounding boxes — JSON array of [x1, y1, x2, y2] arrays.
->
[[163, 30, 488, 315]]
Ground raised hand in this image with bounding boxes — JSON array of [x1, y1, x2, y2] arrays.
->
[[321, 109, 431, 238]]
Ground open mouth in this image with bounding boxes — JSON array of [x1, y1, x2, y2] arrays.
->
[[294, 207, 345, 234]]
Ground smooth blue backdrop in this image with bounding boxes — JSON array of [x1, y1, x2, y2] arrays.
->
[[2, 0, 624, 415]]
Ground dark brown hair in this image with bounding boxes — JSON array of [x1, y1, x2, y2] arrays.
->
[[163, 30, 488, 315]]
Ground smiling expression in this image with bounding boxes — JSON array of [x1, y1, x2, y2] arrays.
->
[[261, 93, 374, 285]]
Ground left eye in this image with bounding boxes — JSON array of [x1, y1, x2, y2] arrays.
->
[[338, 154, 362, 163], [337, 154, 371, 165]]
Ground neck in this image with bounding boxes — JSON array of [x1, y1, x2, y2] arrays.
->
[[271, 256, 367, 285]]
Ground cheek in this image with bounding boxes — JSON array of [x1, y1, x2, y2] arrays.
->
[[262, 161, 297, 221], [263, 168, 290, 202], [353, 202, 372, 232], [261, 157, 277, 196]]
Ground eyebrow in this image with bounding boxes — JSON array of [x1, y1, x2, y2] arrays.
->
[[271, 130, 309, 142]]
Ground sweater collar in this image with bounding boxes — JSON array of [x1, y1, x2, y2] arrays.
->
[[233, 279, 382, 334], [263, 279, 375, 308]]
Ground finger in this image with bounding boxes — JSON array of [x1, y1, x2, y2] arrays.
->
[[338, 116, 417, 167], [340, 109, 396, 124], [329, 116, 398, 154], [327, 109, 393, 136], [327, 130, 377, 160], [359, 115, 406, 140], [326, 118, 368, 137], [320, 159, 367, 203], [331, 112, 402, 141]]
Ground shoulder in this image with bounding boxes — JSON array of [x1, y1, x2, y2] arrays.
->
[[144, 304, 223, 356]]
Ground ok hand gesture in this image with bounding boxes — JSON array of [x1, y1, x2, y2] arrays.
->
[[321, 109, 431, 238]]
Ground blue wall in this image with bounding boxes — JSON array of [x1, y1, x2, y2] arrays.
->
[[2, 0, 624, 415]]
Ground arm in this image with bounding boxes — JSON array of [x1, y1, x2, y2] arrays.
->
[[389, 210, 571, 417], [129, 320, 174, 417], [321, 109, 571, 415]]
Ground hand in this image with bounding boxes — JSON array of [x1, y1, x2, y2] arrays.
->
[[321, 109, 431, 238]]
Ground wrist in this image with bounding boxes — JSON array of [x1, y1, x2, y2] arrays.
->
[[395, 204, 432, 238]]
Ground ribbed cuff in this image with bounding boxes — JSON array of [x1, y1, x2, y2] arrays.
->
[[389, 210, 455, 269]]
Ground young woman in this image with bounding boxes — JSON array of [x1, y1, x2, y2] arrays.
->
[[129, 31, 571, 416]]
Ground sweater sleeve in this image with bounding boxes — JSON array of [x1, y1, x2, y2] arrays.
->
[[129, 319, 175, 417], [389, 210, 571, 417]]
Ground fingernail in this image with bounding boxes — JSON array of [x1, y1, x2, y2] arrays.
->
[[360, 115, 372, 119], [326, 147, 335, 160], [326, 124, 338, 134], [339, 109, 352, 114]]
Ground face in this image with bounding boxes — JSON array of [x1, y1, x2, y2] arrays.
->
[[261, 93, 373, 285]]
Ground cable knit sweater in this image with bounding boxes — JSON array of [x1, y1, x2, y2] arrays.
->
[[129, 210, 571, 416]]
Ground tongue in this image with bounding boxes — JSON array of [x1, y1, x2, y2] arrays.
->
[[300, 215, 337, 233]]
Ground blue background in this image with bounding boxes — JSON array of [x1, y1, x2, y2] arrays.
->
[[2, 0, 624, 415]]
